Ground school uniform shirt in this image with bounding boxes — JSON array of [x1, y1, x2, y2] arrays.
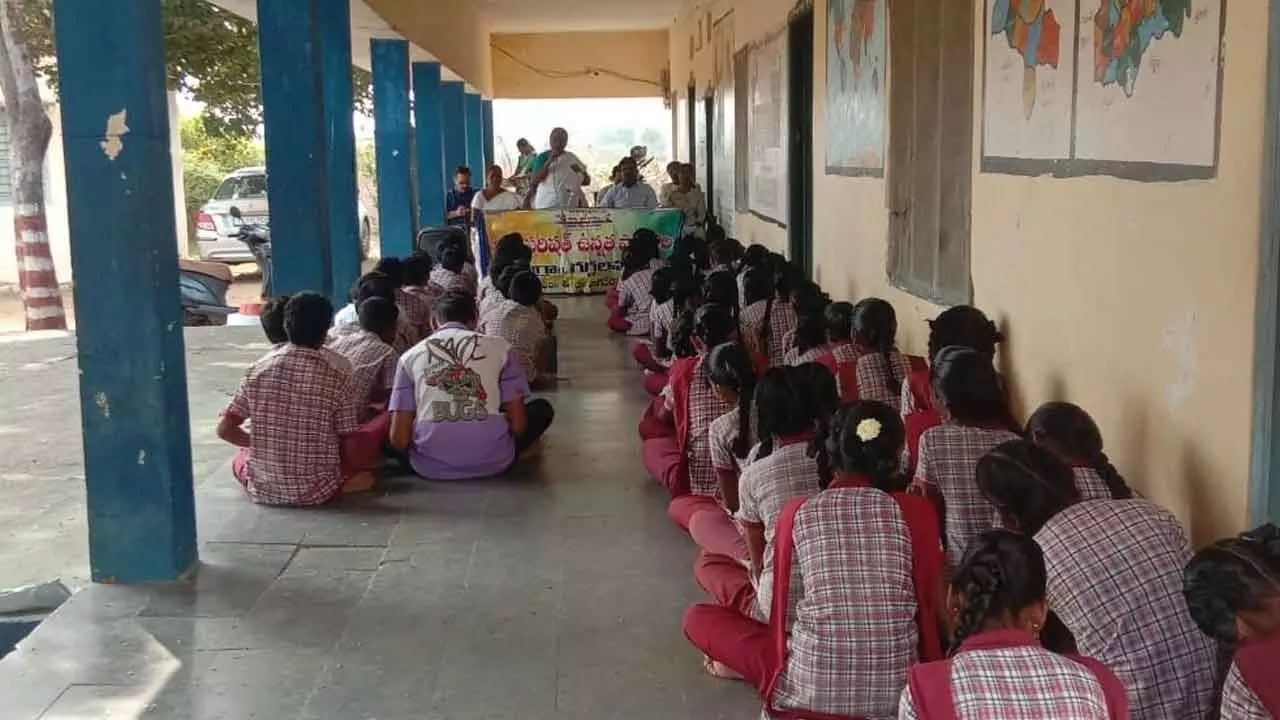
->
[[429, 267, 476, 296], [325, 327, 397, 422], [737, 440, 822, 622], [772, 487, 919, 718], [650, 298, 675, 349], [225, 345, 358, 506], [477, 298, 547, 385], [332, 304, 416, 353], [899, 634, 1119, 720], [911, 424, 1020, 569], [663, 359, 734, 497], [617, 268, 656, 336], [783, 345, 831, 367], [708, 409, 756, 477], [388, 323, 530, 479], [395, 287, 434, 342], [1072, 466, 1115, 502], [1220, 663, 1269, 720], [599, 181, 658, 209], [1035, 499, 1217, 720], [741, 299, 799, 368], [857, 349, 913, 411]]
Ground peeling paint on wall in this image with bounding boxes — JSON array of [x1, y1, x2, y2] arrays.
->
[[1161, 310, 1198, 410], [94, 391, 110, 419], [100, 110, 129, 161]]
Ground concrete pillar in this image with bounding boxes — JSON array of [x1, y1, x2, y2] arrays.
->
[[464, 92, 485, 179], [412, 62, 445, 229], [371, 39, 414, 258], [256, 0, 332, 298], [440, 81, 467, 194], [52, 0, 196, 583], [318, 0, 361, 301], [481, 98, 494, 167]]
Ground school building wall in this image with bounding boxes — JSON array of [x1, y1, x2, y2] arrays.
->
[[669, 0, 1267, 541], [491, 30, 671, 99], [366, 0, 494, 95]]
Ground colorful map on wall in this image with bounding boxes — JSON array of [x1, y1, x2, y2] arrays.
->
[[824, 0, 886, 175], [983, 0, 1222, 177], [748, 31, 788, 224]]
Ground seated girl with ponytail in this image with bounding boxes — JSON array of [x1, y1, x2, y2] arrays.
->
[[977, 439, 1217, 720], [910, 347, 1020, 568], [640, 304, 738, 504], [1027, 402, 1137, 502], [1183, 524, 1280, 719], [784, 291, 839, 374], [608, 247, 658, 336], [902, 306, 1004, 417], [683, 401, 946, 718], [741, 255, 799, 368], [900, 530, 1128, 719], [824, 301, 862, 400], [851, 298, 920, 412], [681, 342, 759, 562], [692, 364, 839, 621], [634, 267, 675, 374]]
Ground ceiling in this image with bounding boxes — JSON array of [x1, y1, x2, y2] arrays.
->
[[476, 0, 683, 33]]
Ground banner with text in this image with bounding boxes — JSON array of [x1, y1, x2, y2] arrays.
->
[[483, 208, 685, 294]]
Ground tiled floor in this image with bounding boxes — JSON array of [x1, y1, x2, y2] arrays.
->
[[0, 299, 761, 719]]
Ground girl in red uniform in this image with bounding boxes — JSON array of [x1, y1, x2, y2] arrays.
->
[[850, 298, 918, 412]]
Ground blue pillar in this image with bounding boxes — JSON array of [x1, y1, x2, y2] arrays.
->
[[257, 0, 331, 297], [371, 39, 414, 257], [481, 98, 495, 167], [318, 0, 360, 302], [464, 92, 485, 179], [52, 0, 196, 583], [440, 81, 467, 194], [412, 62, 445, 229]]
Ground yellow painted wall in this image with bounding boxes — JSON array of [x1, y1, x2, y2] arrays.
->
[[671, 0, 1268, 540], [365, 0, 493, 95], [491, 31, 670, 99]]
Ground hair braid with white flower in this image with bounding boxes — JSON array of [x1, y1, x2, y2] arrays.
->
[[824, 401, 908, 492]]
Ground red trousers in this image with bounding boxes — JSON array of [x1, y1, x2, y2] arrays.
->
[[638, 396, 675, 440], [667, 494, 720, 531], [606, 287, 619, 310], [232, 411, 390, 487], [683, 603, 777, 695], [633, 343, 666, 373], [641, 436, 684, 496], [689, 507, 748, 560], [643, 370, 668, 397], [694, 550, 757, 617], [608, 310, 631, 334]]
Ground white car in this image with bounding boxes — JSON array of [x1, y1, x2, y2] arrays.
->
[[195, 166, 373, 263]]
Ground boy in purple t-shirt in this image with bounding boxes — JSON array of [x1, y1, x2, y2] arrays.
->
[[389, 291, 554, 479]]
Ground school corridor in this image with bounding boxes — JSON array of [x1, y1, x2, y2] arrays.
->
[[0, 299, 759, 719]]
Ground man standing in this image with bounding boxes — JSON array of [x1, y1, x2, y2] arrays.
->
[[446, 166, 478, 228], [530, 128, 589, 209], [599, 157, 658, 209], [389, 291, 555, 479]]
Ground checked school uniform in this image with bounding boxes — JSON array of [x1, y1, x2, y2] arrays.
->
[[899, 629, 1128, 719], [642, 356, 734, 511], [1035, 500, 1217, 720], [478, 298, 547, 386], [742, 300, 799, 368], [829, 341, 864, 401], [1072, 466, 1115, 502], [611, 268, 656, 336], [1221, 630, 1280, 719], [911, 424, 1020, 569], [856, 350, 913, 412], [687, 409, 759, 560]]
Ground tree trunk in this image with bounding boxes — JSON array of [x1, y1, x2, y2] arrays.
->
[[0, 0, 63, 331]]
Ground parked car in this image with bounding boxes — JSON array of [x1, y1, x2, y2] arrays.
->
[[195, 166, 373, 263]]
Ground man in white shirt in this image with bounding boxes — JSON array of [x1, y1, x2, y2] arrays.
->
[[599, 157, 658, 210], [531, 128, 589, 209]]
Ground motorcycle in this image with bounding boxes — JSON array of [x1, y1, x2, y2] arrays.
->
[[228, 206, 272, 299], [179, 258, 236, 327]]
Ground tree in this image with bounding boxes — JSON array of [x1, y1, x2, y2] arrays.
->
[[179, 116, 264, 250], [1, 0, 374, 330]]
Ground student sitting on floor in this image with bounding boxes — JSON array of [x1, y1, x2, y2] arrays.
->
[[1184, 523, 1280, 719], [478, 268, 549, 388], [910, 346, 1020, 569], [851, 298, 918, 411], [693, 364, 839, 622], [1026, 401, 1137, 502], [217, 292, 373, 505], [259, 295, 290, 346], [900, 529, 1128, 718], [634, 267, 676, 375], [685, 401, 947, 717], [737, 244, 770, 306], [389, 290, 554, 480], [641, 303, 737, 502], [430, 244, 476, 296], [333, 271, 416, 354], [901, 305, 1004, 417], [326, 296, 399, 420], [609, 247, 658, 336], [740, 257, 798, 368], [479, 233, 531, 317], [681, 342, 758, 563], [783, 292, 836, 371], [824, 300, 860, 399], [707, 230, 739, 274], [977, 439, 1217, 719], [396, 252, 436, 342]]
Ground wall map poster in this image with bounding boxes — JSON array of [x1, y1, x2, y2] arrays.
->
[[824, 0, 887, 175], [747, 31, 788, 224]]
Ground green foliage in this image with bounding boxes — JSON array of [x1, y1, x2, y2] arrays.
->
[[19, 0, 372, 138], [179, 116, 263, 219]]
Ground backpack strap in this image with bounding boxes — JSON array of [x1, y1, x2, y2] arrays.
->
[[905, 660, 958, 719], [1066, 655, 1130, 719]]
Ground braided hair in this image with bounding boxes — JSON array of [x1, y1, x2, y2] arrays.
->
[[825, 301, 854, 343], [825, 401, 907, 491], [949, 529, 1049, 655], [793, 363, 840, 487], [852, 298, 902, 395], [1184, 523, 1280, 645], [792, 288, 831, 356], [497, 260, 531, 299], [703, 270, 741, 325], [707, 342, 759, 459], [933, 346, 1020, 432], [976, 439, 1080, 536], [759, 254, 796, 363], [1027, 402, 1134, 500], [928, 305, 1003, 364]]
